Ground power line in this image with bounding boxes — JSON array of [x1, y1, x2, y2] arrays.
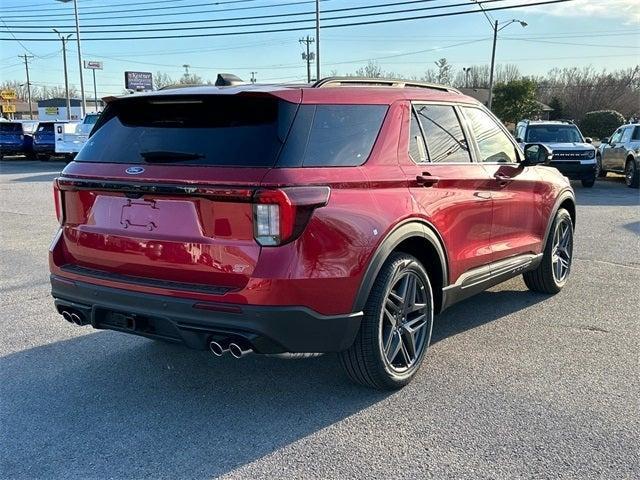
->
[[0, 0, 328, 22], [0, 0, 250, 12], [0, 0, 578, 41], [6, 0, 513, 35]]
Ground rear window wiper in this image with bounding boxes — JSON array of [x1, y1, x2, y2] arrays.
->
[[139, 150, 205, 162]]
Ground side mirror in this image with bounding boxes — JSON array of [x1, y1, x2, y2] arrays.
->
[[585, 137, 593, 144], [522, 143, 553, 166], [602, 137, 609, 144], [515, 137, 524, 143]]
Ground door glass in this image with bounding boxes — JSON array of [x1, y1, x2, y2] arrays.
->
[[408, 110, 427, 163], [463, 107, 518, 163], [621, 126, 633, 143], [610, 128, 624, 144], [414, 104, 471, 163], [633, 127, 640, 141]]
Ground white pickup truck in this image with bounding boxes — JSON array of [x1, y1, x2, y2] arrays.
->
[[55, 114, 100, 160]]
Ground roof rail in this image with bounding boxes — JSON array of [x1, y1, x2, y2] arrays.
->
[[311, 76, 460, 94]]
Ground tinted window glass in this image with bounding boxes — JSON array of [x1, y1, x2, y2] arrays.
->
[[633, 127, 640, 141], [415, 105, 470, 163], [37, 123, 55, 133], [621, 126, 633, 142], [610, 128, 624, 143], [525, 125, 583, 143], [463, 107, 517, 163], [408, 110, 427, 163], [77, 96, 297, 167], [0, 123, 23, 133], [301, 105, 387, 167], [84, 114, 99, 125]]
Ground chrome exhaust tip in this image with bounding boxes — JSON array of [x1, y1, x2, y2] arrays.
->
[[229, 342, 252, 359], [70, 313, 83, 326], [61, 311, 74, 323], [209, 341, 228, 357]]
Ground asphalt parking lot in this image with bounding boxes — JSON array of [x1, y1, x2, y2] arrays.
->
[[1, 160, 638, 479]]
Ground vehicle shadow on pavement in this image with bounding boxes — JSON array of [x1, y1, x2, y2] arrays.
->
[[431, 286, 548, 344], [0, 333, 389, 479], [0, 160, 65, 176], [572, 178, 639, 207]]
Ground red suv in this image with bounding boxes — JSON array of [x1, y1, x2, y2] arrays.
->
[[49, 78, 575, 389]]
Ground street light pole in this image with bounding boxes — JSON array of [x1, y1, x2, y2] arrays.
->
[[53, 29, 72, 120], [57, 0, 86, 117], [315, 0, 320, 81]]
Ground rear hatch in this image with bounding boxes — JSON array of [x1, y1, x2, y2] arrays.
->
[[54, 93, 299, 292]]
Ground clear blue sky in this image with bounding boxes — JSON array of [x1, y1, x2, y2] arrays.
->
[[1, 0, 638, 97]]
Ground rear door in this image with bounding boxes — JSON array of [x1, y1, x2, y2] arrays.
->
[[400, 102, 494, 283], [604, 126, 627, 172], [53, 94, 298, 292], [461, 106, 544, 261]]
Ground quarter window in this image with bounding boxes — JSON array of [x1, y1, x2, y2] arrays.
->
[[463, 107, 518, 163], [414, 104, 471, 163], [408, 110, 427, 163]]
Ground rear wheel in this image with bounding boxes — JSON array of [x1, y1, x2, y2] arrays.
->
[[523, 208, 573, 294], [339, 252, 434, 390], [625, 159, 639, 188]]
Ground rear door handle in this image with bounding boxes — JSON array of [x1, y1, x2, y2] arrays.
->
[[416, 172, 440, 187]]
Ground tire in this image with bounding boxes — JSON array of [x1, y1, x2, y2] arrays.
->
[[339, 252, 434, 390], [581, 177, 595, 188], [523, 208, 573, 294], [596, 154, 607, 178], [625, 159, 639, 189]]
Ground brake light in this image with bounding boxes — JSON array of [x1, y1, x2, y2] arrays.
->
[[53, 180, 64, 224], [253, 186, 330, 246]]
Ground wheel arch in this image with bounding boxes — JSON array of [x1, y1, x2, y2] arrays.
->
[[353, 219, 449, 314], [543, 190, 576, 247]]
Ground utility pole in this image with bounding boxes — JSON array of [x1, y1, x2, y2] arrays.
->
[[487, 20, 498, 110], [54, 29, 72, 120], [183, 64, 191, 75], [250, 71, 257, 84], [299, 36, 315, 83], [18, 54, 34, 119], [463, 67, 471, 88], [315, 0, 320, 81]]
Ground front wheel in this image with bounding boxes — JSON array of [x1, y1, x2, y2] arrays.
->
[[625, 159, 639, 188], [596, 155, 607, 177], [523, 208, 573, 294], [339, 252, 434, 390], [581, 177, 595, 188]]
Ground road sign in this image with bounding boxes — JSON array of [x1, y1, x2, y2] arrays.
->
[[1, 90, 16, 100], [124, 71, 153, 91], [84, 60, 103, 70], [2, 104, 17, 113]]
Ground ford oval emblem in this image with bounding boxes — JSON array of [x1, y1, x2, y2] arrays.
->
[[125, 166, 145, 175]]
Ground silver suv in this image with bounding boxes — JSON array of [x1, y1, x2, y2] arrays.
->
[[515, 120, 597, 187], [597, 123, 640, 188]]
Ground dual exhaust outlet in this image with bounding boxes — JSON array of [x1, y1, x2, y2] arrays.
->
[[209, 339, 252, 358], [61, 310, 87, 326]]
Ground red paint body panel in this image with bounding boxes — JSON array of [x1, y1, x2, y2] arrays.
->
[[50, 85, 572, 318]]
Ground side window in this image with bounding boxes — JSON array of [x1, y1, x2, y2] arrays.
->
[[408, 110, 427, 163], [414, 104, 471, 163], [621, 126, 633, 143], [633, 127, 640, 141], [610, 128, 624, 144], [463, 107, 518, 163], [515, 125, 525, 140]]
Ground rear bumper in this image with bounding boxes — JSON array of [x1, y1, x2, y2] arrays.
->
[[50, 275, 362, 353], [0, 144, 25, 155], [550, 160, 596, 180]]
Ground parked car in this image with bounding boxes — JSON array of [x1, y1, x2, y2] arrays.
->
[[0, 121, 35, 159], [54, 113, 100, 159], [597, 123, 640, 188], [49, 78, 576, 390], [515, 120, 597, 187], [33, 121, 59, 160]]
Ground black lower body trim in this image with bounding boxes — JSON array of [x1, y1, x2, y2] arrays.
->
[[50, 275, 362, 354], [550, 161, 596, 180]]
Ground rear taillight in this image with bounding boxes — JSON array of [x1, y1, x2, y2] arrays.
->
[[53, 180, 64, 224], [253, 186, 330, 246]]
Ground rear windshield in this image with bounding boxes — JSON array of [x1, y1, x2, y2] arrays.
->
[[37, 123, 55, 133], [0, 123, 23, 133], [83, 114, 99, 125], [77, 96, 297, 167], [525, 125, 583, 143], [77, 95, 387, 168]]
